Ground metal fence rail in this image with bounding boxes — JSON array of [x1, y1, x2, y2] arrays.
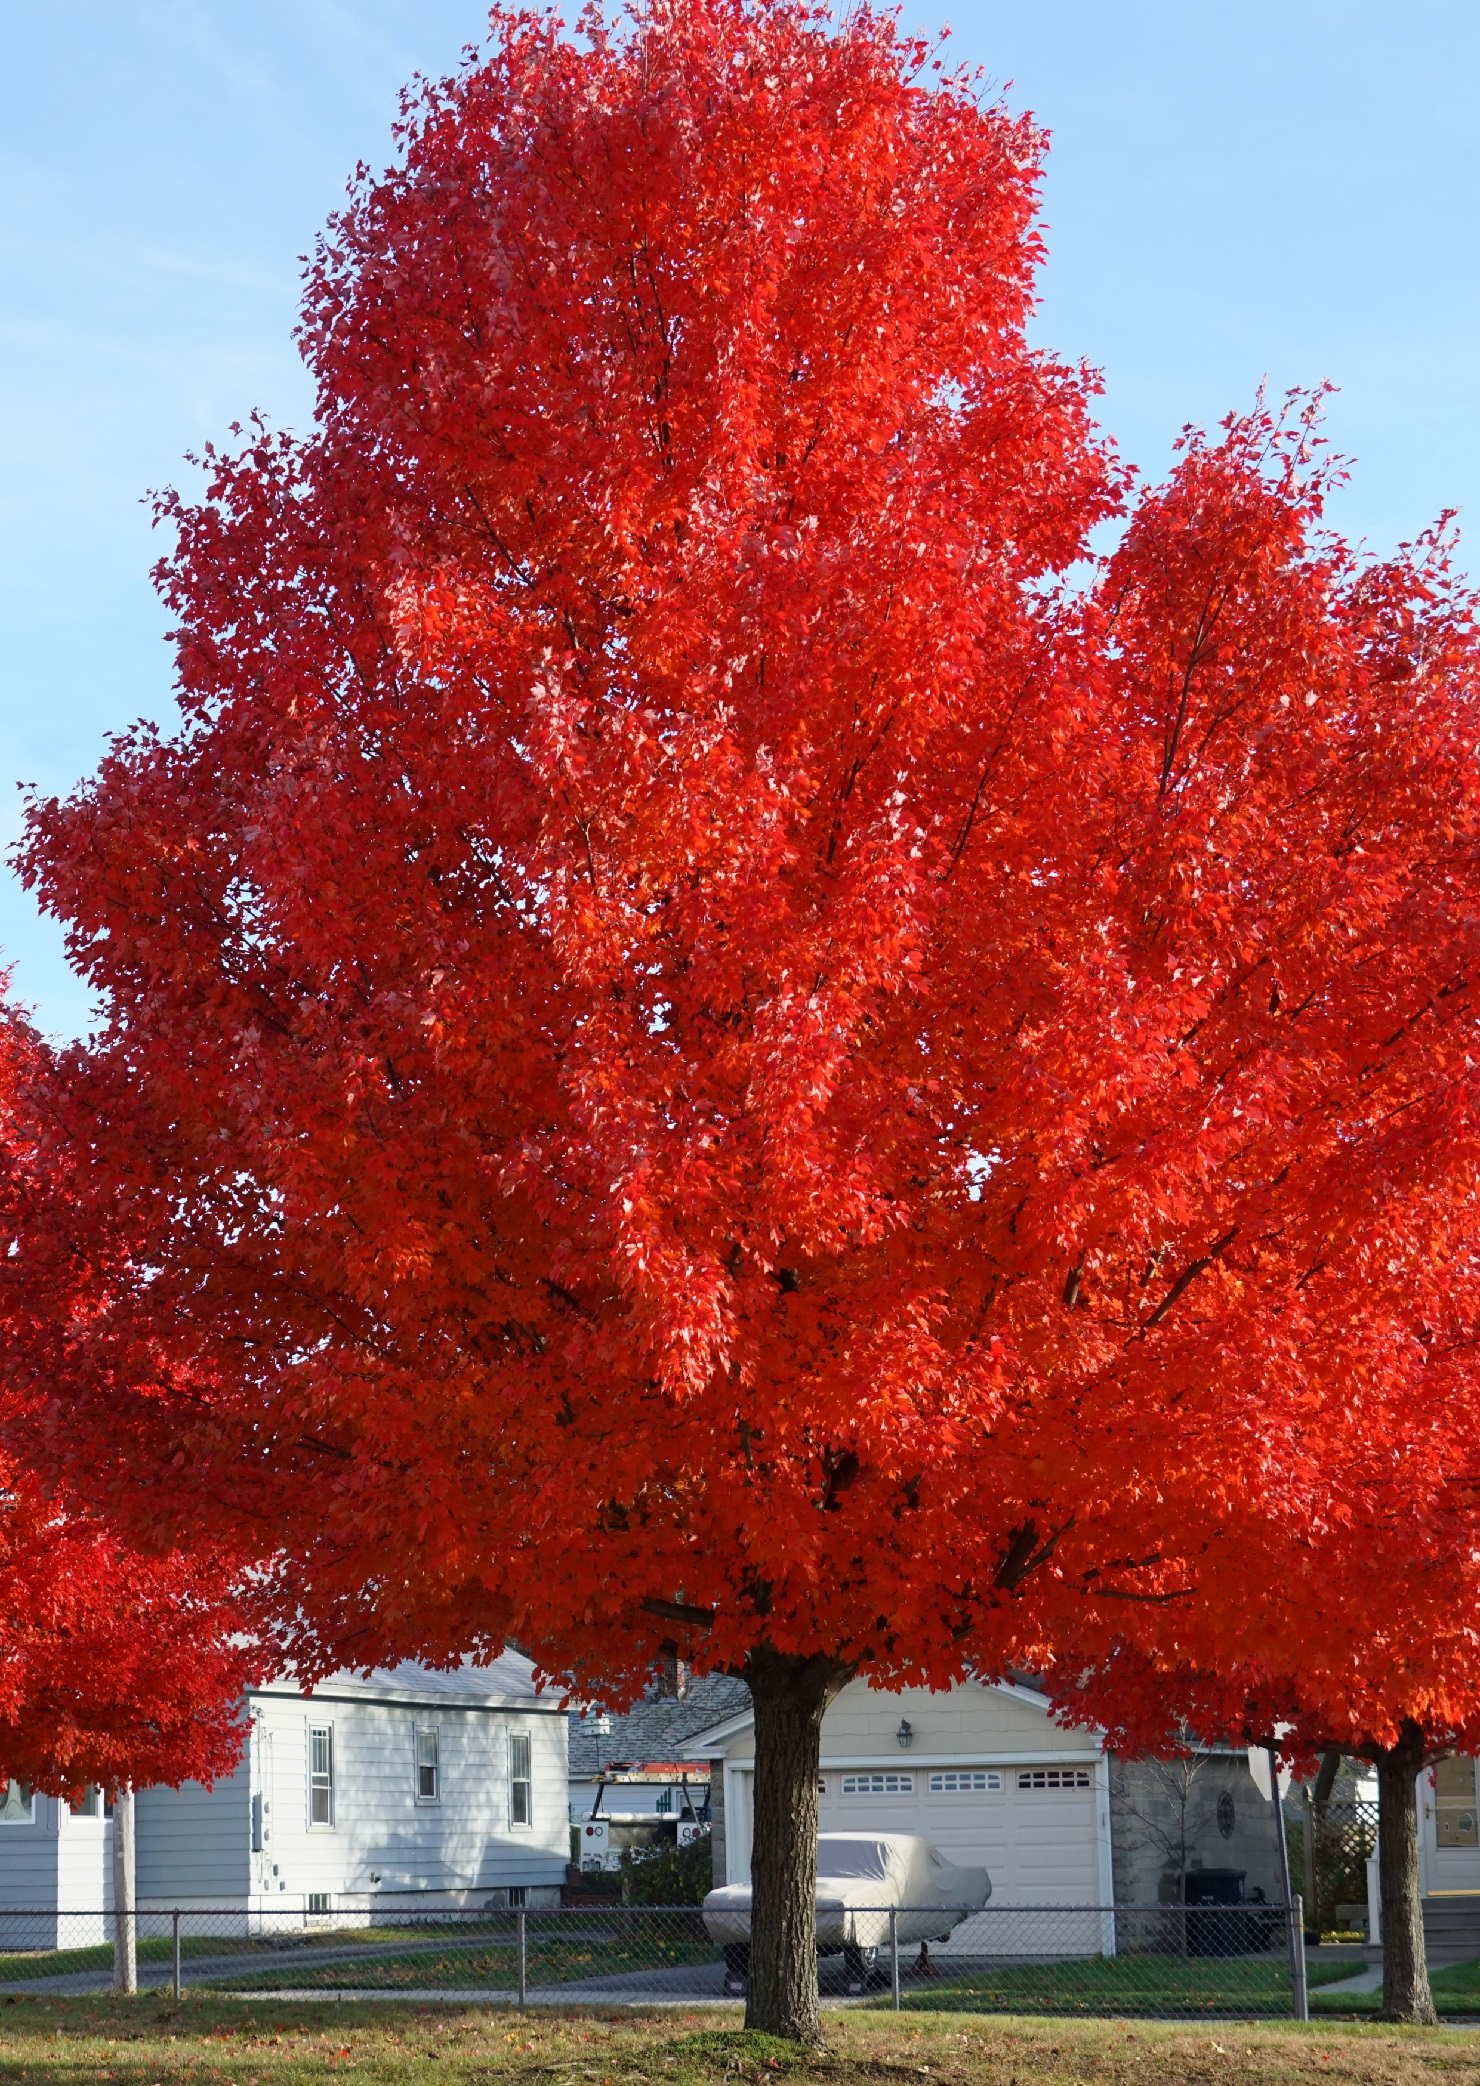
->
[[0, 1898, 1320, 2017]]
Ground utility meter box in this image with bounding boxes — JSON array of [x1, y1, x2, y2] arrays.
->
[[578, 1818, 615, 1871]]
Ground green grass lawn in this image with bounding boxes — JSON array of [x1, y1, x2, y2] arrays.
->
[[222, 1931, 721, 1994], [888, 1952, 1361, 2017], [0, 1992, 1472, 2086], [1310, 1959, 1480, 2016], [0, 1937, 284, 1985]]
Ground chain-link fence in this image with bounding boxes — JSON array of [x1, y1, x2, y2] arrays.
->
[[0, 1900, 1321, 2017]]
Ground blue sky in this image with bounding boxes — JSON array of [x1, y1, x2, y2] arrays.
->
[[4, 1, 1478, 1037]]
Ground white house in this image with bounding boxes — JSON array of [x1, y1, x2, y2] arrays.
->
[[0, 1654, 569, 1935]]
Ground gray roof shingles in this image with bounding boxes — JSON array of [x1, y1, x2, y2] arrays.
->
[[568, 1672, 751, 1779]]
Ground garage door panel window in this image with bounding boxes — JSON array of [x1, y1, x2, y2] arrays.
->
[[1017, 1768, 1091, 1790], [929, 1771, 1002, 1793], [840, 1773, 914, 1795]]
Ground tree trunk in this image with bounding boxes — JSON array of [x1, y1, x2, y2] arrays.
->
[[742, 1647, 854, 2042], [112, 1784, 137, 1995], [1374, 1725, 1436, 2026]]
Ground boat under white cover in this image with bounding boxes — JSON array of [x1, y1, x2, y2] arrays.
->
[[702, 1832, 991, 1953]]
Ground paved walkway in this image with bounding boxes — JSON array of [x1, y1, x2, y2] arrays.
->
[[1317, 1965, 1384, 1993]]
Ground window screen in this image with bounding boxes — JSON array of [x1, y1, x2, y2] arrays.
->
[[417, 1728, 440, 1802], [309, 1726, 334, 1826], [510, 1733, 532, 1826]]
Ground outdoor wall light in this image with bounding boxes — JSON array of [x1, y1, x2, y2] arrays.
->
[[897, 1720, 913, 1750]]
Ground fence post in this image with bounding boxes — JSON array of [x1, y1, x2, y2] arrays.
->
[[1290, 1894, 1309, 2022], [889, 1908, 900, 2010], [172, 1910, 182, 2002], [516, 1905, 527, 2007]]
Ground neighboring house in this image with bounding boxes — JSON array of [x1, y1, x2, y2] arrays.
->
[[569, 1665, 749, 1870], [682, 1675, 1283, 1913], [0, 1779, 112, 1946], [0, 1654, 569, 1934]]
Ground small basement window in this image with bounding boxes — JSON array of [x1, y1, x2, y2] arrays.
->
[[510, 1733, 532, 1826], [307, 1892, 332, 1915], [416, 1728, 440, 1803], [1017, 1768, 1091, 1790]]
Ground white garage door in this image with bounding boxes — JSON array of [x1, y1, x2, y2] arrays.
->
[[812, 1763, 1100, 1906]]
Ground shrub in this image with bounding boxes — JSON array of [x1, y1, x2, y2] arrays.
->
[[619, 1833, 713, 1905]]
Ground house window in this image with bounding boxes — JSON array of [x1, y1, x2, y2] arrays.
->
[[0, 1782, 34, 1823], [1017, 1768, 1091, 1790], [416, 1728, 440, 1803], [307, 1892, 332, 1915], [73, 1788, 104, 1818], [1435, 1756, 1479, 1848], [928, 1771, 1003, 1794], [510, 1733, 532, 1826], [309, 1726, 334, 1826], [840, 1773, 914, 1795]]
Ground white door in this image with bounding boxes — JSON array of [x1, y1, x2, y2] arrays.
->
[[1423, 1756, 1480, 1893]]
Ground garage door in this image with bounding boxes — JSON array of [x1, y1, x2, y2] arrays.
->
[[813, 1763, 1100, 1906]]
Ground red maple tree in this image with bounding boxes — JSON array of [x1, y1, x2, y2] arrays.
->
[[1047, 1372, 1480, 2025], [0, 1459, 260, 1804], [14, 0, 1480, 2036], [0, 992, 263, 1803]]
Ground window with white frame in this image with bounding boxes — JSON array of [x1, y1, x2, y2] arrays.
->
[[73, 1787, 104, 1817], [1017, 1767, 1090, 1790], [309, 1725, 334, 1826], [928, 1770, 1002, 1794], [416, 1727, 440, 1803], [840, 1772, 914, 1795], [510, 1733, 532, 1826], [0, 1781, 34, 1823]]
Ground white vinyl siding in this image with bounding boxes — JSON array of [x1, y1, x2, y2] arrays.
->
[[135, 1757, 251, 1900]]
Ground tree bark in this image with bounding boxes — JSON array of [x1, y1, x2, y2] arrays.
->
[[1374, 1724, 1436, 2026], [742, 1647, 854, 2042], [111, 1783, 137, 1995]]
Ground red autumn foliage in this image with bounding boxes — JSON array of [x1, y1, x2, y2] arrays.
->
[[11, 0, 1480, 2029], [0, 1459, 260, 1801], [0, 997, 263, 1800]]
